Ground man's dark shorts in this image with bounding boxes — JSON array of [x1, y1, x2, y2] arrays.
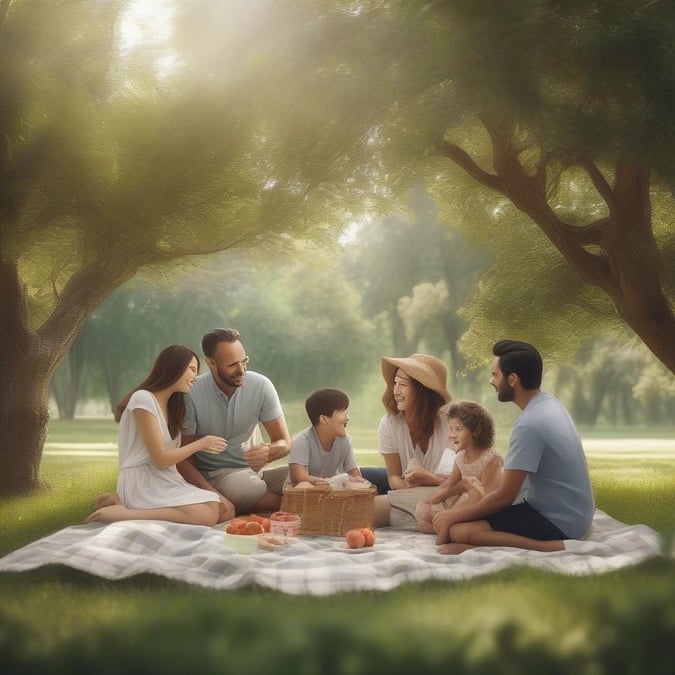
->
[[484, 502, 567, 540]]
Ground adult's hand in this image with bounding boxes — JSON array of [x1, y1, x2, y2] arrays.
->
[[432, 508, 457, 545], [405, 466, 438, 487], [243, 443, 270, 472], [200, 435, 228, 454]]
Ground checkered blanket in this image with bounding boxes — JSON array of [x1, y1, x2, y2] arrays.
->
[[0, 510, 663, 595]]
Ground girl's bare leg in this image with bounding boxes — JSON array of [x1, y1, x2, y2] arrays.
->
[[87, 502, 220, 527], [218, 497, 236, 523]]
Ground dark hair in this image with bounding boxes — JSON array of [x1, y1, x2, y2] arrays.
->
[[492, 340, 543, 389], [201, 328, 241, 358], [383, 372, 445, 452], [441, 401, 495, 450], [115, 344, 200, 438], [305, 388, 349, 426]]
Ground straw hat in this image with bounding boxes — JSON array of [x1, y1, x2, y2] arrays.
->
[[381, 353, 452, 403]]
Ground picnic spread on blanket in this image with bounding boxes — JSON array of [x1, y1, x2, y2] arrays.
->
[[0, 509, 664, 595]]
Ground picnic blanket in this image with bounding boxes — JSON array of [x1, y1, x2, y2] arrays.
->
[[0, 509, 664, 595]]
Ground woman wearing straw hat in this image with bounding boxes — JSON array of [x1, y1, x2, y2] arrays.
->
[[369, 353, 456, 529]]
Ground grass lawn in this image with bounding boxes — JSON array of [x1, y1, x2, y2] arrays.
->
[[1, 419, 674, 674]]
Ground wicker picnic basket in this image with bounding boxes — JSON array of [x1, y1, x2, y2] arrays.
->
[[281, 484, 377, 536]]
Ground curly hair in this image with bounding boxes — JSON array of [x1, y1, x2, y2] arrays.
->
[[440, 400, 495, 450]]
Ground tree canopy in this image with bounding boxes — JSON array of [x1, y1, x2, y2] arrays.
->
[[338, 0, 675, 370], [0, 0, 385, 494], [1, 0, 673, 495]]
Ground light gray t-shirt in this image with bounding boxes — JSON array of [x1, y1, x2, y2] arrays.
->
[[505, 391, 595, 538], [289, 427, 358, 478], [184, 371, 283, 472]]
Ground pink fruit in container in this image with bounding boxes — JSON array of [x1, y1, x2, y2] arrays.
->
[[269, 511, 301, 536]]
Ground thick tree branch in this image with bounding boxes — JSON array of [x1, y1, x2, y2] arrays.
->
[[578, 159, 618, 214], [478, 117, 615, 290], [437, 140, 503, 192], [38, 261, 137, 355], [565, 218, 609, 246], [450, 120, 673, 372]]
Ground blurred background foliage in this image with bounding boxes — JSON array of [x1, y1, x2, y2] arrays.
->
[[2, 0, 673, 453], [50, 184, 674, 430]]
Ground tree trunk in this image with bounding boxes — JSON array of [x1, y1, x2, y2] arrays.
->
[[0, 257, 135, 496], [0, 261, 55, 494], [0, 349, 52, 495]]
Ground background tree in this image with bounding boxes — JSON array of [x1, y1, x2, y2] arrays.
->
[[554, 337, 675, 427], [5, 0, 674, 496], [49, 324, 91, 420], [48, 247, 380, 422], [0, 0, 383, 495], [346, 186, 490, 394], [355, 0, 675, 371]]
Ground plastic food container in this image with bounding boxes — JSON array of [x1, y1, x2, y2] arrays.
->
[[223, 533, 259, 554], [269, 511, 301, 536]]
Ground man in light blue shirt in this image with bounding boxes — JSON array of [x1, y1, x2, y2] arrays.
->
[[434, 339, 595, 553], [178, 328, 291, 515]]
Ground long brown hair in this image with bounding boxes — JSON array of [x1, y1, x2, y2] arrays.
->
[[382, 373, 445, 452], [115, 344, 200, 438]]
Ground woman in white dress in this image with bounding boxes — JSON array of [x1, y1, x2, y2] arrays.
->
[[87, 345, 234, 526]]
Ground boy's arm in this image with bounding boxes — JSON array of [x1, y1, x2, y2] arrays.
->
[[289, 463, 328, 486]]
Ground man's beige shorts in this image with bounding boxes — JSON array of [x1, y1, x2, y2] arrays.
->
[[207, 466, 288, 513]]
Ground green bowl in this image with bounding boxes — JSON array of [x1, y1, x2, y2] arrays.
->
[[223, 533, 259, 554]]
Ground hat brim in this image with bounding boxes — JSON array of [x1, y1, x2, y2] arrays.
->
[[381, 355, 451, 403]]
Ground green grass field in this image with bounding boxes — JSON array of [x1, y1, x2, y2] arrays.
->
[[1, 419, 674, 674]]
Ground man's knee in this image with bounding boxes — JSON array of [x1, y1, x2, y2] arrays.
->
[[261, 465, 289, 495], [210, 470, 268, 513]]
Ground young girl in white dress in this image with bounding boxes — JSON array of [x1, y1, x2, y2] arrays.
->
[[87, 344, 235, 526], [415, 401, 503, 540]]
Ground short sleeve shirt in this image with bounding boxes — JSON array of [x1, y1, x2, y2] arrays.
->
[[184, 370, 283, 471], [118, 390, 178, 469], [377, 413, 453, 476], [505, 391, 595, 538], [289, 427, 358, 478]]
